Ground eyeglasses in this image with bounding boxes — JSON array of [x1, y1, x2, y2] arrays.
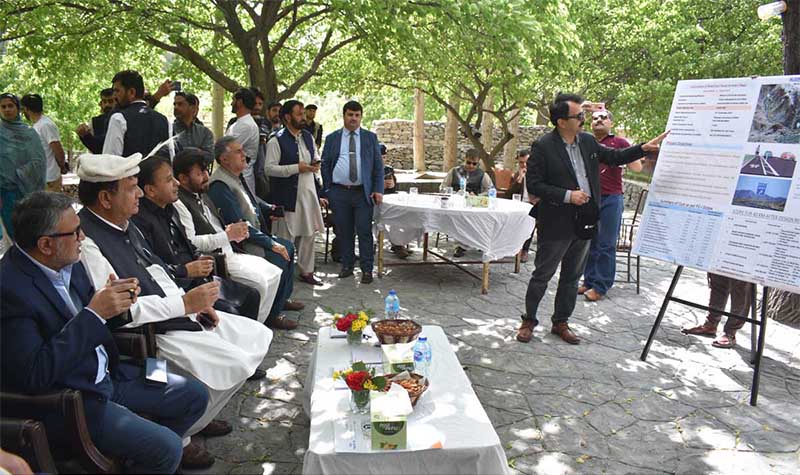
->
[[593, 114, 610, 121], [465, 161, 479, 166], [566, 112, 585, 121], [44, 224, 82, 240]]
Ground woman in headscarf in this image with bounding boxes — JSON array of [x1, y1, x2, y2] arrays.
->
[[0, 92, 46, 238]]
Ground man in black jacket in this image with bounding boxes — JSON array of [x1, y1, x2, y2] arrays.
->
[[517, 93, 668, 345]]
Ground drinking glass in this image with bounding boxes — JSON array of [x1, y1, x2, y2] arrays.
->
[[444, 186, 454, 196], [513, 193, 522, 202], [409, 187, 419, 195]]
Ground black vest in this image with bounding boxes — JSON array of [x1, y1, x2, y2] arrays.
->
[[268, 128, 316, 212], [178, 187, 219, 237], [118, 101, 169, 157], [452, 166, 486, 195]]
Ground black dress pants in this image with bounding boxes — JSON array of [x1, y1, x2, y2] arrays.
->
[[524, 238, 591, 325]]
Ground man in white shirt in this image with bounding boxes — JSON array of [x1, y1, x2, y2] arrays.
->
[[20, 94, 67, 192], [225, 88, 260, 196], [102, 70, 169, 157]]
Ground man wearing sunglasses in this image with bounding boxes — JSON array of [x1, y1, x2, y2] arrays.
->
[[579, 110, 644, 302], [516, 93, 667, 345], [440, 149, 494, 257]]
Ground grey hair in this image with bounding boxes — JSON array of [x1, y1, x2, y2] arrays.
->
[[214, 135, 239, 163], [11, 191, 75, 251]]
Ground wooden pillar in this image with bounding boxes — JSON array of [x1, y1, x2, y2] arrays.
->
[[480, 94, 494, 157], [212, 82, 225, 139], [413, 89, 426, 172], [503, 108, 520, 170], [443, 96, 459, 171]]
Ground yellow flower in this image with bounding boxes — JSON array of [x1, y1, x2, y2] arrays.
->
[[333, 370, 341, 380], [363, 380, 378, 391], [351, 319, 366, 332], [358, 311, 369, 321]]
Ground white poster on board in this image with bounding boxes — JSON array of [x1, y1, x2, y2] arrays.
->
[[633, 75, 800, 294]]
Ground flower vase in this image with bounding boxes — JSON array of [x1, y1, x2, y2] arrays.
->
[[347, 330, 362, 345], [350, 389, 370, 414]]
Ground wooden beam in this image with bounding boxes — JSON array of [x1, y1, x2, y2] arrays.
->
[[413, 89, 426, 172]]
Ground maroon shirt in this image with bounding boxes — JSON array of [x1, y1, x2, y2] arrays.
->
[[597, 134, 631, 195]]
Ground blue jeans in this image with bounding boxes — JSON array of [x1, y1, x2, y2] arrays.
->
[[583, 193, 624, 295], [329, 186, 375, 273], [261, 236, 296, 319]]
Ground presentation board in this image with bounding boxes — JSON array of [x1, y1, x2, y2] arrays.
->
[[633, 75, 800, 294]]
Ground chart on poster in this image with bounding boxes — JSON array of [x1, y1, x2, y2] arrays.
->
[[633, 75, 800, 294]]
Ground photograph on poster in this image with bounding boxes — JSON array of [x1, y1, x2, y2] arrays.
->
[[731, 175, 791, 212], [739, 144, 797, 178], [748, 83, 800, 144]]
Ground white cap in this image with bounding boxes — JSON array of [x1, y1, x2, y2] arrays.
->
[[76, 153, 143, 183]]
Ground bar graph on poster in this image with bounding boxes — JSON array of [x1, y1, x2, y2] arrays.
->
[[633, 75, 800, 294]]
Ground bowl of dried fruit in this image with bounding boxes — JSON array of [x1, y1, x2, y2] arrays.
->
[[382, 372, 429, 407], [371, 319, 423, 345]]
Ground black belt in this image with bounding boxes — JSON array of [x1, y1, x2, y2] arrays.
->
[[333, 183, 363, 190]]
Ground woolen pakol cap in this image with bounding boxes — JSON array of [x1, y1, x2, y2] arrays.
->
[[76, 153, 143, 183]]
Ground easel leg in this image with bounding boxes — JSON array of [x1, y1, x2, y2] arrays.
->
[[641, 265, 684, 361], [750, 283, 758, 364], [423, 233, 429, 262], [750, 287, 769, 406], [377, 230, 384, 278], [481, 262, 489, 294]]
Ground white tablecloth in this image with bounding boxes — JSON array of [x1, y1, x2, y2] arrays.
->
[[375, 194, 535, 262], [302, 326, 509, 475]]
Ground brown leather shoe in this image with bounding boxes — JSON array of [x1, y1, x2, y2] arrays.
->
[[199, 419, 233, 438], [284, 300, 305, 311], [391, 245, 410, 259], [181, 440, 215, 470], [516, 319, 537, 343], [267, 314, 298, 330], [577, 285, 589, 295], [299, 273, 323, 286], [361, 273, 374, 284], [551, 322, 580, 345], [584, 289, 604, 301], [680, 323, 717, 337]]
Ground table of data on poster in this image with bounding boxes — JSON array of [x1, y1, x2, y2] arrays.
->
[[633, 75, 800, 293]]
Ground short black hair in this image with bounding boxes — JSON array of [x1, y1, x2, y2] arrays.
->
[[549, 92, 584, 127], [233, 88, 256, 110], [280, 99, 303, 124], [517, 149, 530, 158], [112, 70, 145, 99], [174, 147, 213, 177], [249, 87, 264, 101], [137, 156, 172, 188], [12, 191, 75, 251], [175, 91, 199, 107], [20, 94, 43, 113], [100, 88, 114, 98], [267, 101, 281, 109], [78, 180, 119, 207], [342, 100, 363, 115], [305, 104, 318, 110]]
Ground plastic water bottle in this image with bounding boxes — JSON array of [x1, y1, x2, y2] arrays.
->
[[384, 290, 400, 320], [458, 175, 467, 196], [413, 337, 432, 378], [488, 186, 497, 209]]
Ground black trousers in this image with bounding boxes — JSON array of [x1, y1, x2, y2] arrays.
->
[[524, 238, 591, 324]]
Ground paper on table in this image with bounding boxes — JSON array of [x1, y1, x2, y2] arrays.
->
[[351, 344, 382, 365], [371, 384, 413, 417], [333, 417, 445, 453]]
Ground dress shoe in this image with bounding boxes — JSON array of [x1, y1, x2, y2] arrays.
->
[[247, 368, 266, 381], [453, 246, 466, 258], [299, 273, 323, 286], [680, 323, 717, 337], [391, 245, 410, 259], [284, 300, 305, 311], [584, 289, 604, 301], [551, 322, 580, 345], [267, 314, 299, 330], [516, 318, 537, 343], [577, 285, 589, 295], [181, 440, 215, 470], [361, 273, 374, 284], [199, 419, 233, 437], [339, 268, 354, 278]]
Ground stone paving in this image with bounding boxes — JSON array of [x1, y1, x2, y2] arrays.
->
[[189, 239, 800, 475]]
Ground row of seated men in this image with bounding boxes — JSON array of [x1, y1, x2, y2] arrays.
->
[[0, 140, 311, 472]]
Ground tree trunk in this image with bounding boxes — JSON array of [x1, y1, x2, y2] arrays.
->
[[767, 1, 800, 326], [503, 108, 520, 170], [413, 89, 426, 172], [480, 94, 494, 167], [443, 96, 459, 172], [212, 82, 225, 139]]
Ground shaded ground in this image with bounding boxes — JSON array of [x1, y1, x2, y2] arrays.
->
[[187, 236, 800, 475]]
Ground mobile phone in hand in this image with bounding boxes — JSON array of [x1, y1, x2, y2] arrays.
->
[[171, 81, 182, 92]]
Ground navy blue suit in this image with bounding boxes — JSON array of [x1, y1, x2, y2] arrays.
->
[[321, 128, 384, 273], [0, 247, 208, 473]]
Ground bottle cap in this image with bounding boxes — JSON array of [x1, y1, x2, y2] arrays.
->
[[388, 289, 397, 295], [419, 337, 427, 341]]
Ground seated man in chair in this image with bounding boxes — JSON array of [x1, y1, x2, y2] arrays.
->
[[0, 191, 209, 473]]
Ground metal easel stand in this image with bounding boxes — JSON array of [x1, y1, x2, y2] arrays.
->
[[640, 265, 769, 406]]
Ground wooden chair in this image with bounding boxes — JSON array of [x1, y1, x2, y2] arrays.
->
[[0, 330, 153, 473], [616, 188, 648, 294], [493, 168, 513, 198]]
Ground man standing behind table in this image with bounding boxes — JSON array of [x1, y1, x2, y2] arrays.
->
[[516, 93, 668, 345], [20, 94, 68, 192], [173, 92, 214, 154], [103, 70, 169, 157], [226, 88, 260, 196], [507, 149, 541, 263], [303, 104, 324, 149], [320, 100, 384, 284], [76, 88, 116, 154], [265, 100, 325, 286], [580, 109, 644, 302]]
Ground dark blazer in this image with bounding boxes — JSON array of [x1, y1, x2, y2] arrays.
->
[[0, 247, 133, 435], [527, 130, 644, 241], [132, 197, 198, 281], [320, 128, 384, 204]]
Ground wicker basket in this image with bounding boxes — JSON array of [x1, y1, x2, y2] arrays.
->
[[382, 372, 429, 407], [371, 319, 422, 345]]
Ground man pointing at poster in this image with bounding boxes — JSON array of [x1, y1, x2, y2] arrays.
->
[[516, 93, 668, 345]]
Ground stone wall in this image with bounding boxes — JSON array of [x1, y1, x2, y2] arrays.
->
[[622, 179, 648, 212], [372, 119, 549, 171]]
